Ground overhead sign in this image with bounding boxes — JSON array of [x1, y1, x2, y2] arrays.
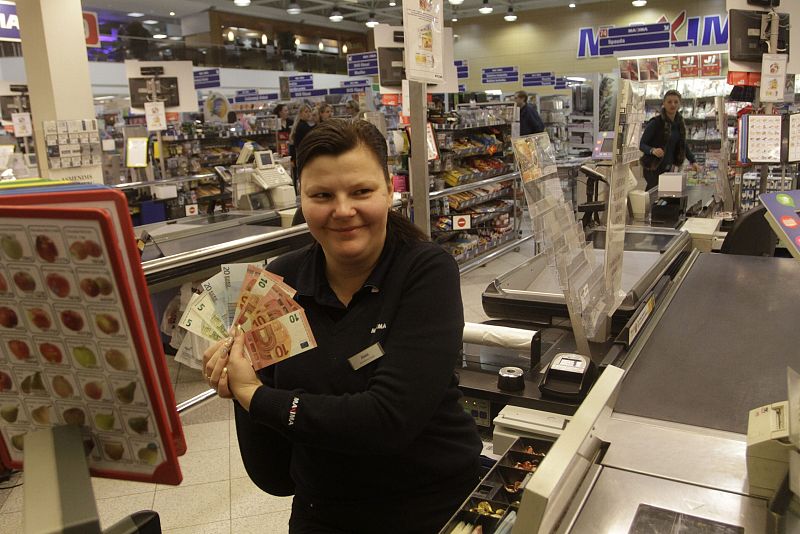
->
[[233, 93, 278, 103], [289, 88, 328, 98], [458, 84, 465, 92], [482, 66, 519, 84], [577, 10, 729, 59], [342, 79, 370, 87], [288, 75, 314, 89], [701, 53, 722, 77], [193, 69, 221, 89], [235, 89, 257, 96], [329, 86, 368, 95], [0, 2, 102, 47], [680, 55, 699, 77], [347, 52, 378, 77], [455, 60, 469, 79]]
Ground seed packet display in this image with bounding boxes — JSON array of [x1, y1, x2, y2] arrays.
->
[[0, 184, 185, 457], [0, 206, 182, 485]]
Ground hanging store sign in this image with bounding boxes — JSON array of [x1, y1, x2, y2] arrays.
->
[[329, 87, 368, 95], [193, 69, 221, 89], [288, 75, 314, 89], [342, 79, 370, 87], [0, 2, 101, 47], [402, 0, 445, 84], [455, 60, 469, 79], [679, 55, 699, 77], [347, 52, 379, 77], [289, 88, 328, 98], [481, 66, 518, 84], [577, 10, 728, 58], [700, 53, 722, 77]]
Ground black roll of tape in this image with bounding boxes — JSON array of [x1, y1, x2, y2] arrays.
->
[[497, 366, 525, 391]]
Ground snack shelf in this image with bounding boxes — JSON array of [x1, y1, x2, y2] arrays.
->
[[161, 129, 275, 142], [448, 187, 513, 210], [432, 204, 513, 229], [432, 121, 509, 131], [442, 145, 505, 158], [429, 172, 519, 200]]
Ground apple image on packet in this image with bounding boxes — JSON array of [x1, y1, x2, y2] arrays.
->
[[45, 273, 71, 298], [35, 235, 59, 263]]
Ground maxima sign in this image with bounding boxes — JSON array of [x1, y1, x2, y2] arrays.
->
[[0, 1, 100, 47], [578, 10, 728, 58]]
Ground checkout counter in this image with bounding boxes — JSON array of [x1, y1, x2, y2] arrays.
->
[[450, 250, 800, 533]]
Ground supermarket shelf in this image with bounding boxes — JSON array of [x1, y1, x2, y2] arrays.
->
[[429, 172, 519, 200], [113, 173, 218, 191], [458, 234, 533, 275], [687, 138, 722, 143], [566, 124, 594, 131], [433, 205, 513, 228], [441, 145, 505, 158], [161, 129, 276, 141], [432, 121, 510, 131], [684, 116, 719, 121], [449, 187, 513, 210], [570, 142, 594, 149]]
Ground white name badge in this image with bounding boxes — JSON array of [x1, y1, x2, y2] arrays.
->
[[348, 342, 385, 370]]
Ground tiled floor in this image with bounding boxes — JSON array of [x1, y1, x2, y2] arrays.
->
[[0, 239, 536, 534]]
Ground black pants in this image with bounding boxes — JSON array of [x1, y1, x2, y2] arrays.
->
[[287, 472, 479, 534], [643, 168, 661, 191]]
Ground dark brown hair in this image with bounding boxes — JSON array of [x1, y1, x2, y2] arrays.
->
[[663, 90, 682, 101], [296, 118, 428, 243]]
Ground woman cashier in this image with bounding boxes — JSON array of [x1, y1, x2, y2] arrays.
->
[[204, 119, 482, 533]]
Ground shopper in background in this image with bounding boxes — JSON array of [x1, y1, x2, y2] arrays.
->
[[274, 104, 293, 131], [204, 119, 482, 534], [639, 89, 700, 190], [316, 102, 333, 123], [345, 99, 361, 119], [514, 90, 545, 135], [289, 104, 314, 186]]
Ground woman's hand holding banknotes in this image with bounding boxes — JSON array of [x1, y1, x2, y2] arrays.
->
[[202, 326, 263, 411]]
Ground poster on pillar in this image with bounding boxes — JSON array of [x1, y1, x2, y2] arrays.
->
[[402, 0, 444, 84], [124, 61, 197, 114], [374, 25, 457, 94], [144, 102, 167, 132]]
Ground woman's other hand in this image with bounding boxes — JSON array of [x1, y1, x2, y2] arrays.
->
[[203, 337, 234, 398], [651, 148, 665, 158]]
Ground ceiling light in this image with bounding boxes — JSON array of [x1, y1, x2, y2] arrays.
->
[[478, 0, 493, 14], [318, 41, 324, 50], [365, 13, 379, 28], [504, 6, 516, 21], [329, 8, 343, 22], [448, 0, 464, 4], [342, 43, 348, 54], [261, 33, 268, 45], [153, 34, 167, 39], [566, 76, 586, 82], [142, 20, 158, 24], [287, 2, 302, 15], [294, 37, 301, 46], [169, 11, 176, 16], [169, 36, 182, 40], [227, 31, 235, 42], [389, 0, 396, 5], [568, 2, 575, 7], [127, 12, 144, 17], [631, 0, 646, 6], [452, 16, 458, 22], [233, 0, 251, 5]]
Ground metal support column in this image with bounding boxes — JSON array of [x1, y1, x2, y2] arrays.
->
[[408, 80, 431, 236]]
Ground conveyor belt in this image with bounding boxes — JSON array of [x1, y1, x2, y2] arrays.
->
[[615, 253, 800, 434]]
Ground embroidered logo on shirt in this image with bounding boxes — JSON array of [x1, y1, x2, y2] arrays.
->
[[370, 322, 387, 334], [288, 396, 300, 426]]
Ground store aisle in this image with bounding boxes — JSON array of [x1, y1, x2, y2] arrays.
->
[[0, 241, 536, 534]]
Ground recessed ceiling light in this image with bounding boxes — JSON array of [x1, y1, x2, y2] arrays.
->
[[478, 0, 493, 14], [329, 8, 343, 22], [342, 43, 348, 54], [169, 11, 176, 16], [631, 0, 646, 6], [504, 6, 516, 21], [287, 2, 302, 15], [127, 12, 144, 17], [452, 16, 458, 22], [294, 37, 301, 46], [318, 41, 324, 50], [365, 13, 379, 27], [142, 20, 158, 25], [389, 0, 396, 5], [448, 0, 464, 4], [228, 31, 235, 42], [153, 34, 167, 39], [568, 2, 576, 7], [261, 34, 268, 45], [233, 0, 251, 5], [169, 36, 182, 40]]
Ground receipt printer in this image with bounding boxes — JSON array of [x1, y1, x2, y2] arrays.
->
[[747, 401, 792, 498]]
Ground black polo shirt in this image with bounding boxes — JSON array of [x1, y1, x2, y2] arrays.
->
[[243, 234, 482, 509]]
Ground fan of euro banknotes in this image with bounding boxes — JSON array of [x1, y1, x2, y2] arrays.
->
[[177, 263, 317, 371]]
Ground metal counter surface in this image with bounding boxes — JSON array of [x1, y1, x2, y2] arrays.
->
[[614, 253, 800, 435], [568, 466, 766, 533]]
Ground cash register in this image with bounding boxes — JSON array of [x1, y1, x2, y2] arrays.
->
[[232, 145, 295, 210]]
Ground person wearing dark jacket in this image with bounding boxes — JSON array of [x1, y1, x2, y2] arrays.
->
[[204, 119, 482, 534], [515, 90, 545, 135], [639, 89, 700, 190]]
